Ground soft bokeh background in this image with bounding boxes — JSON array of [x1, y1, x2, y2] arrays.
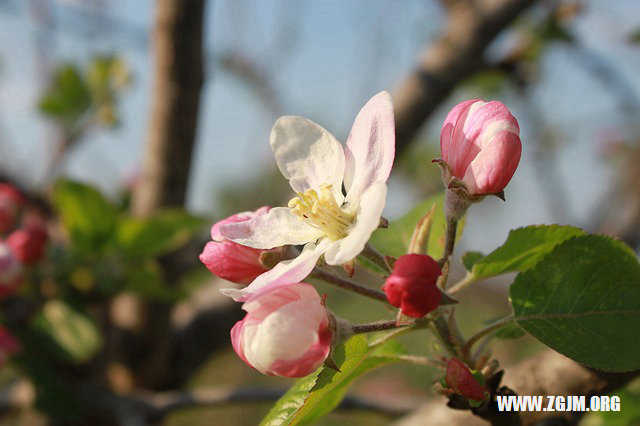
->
[[0, 0, 639, 425]]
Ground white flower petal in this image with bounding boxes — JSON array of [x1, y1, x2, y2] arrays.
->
[[219, 207, 323, 249], [221, 240, 330, 302], [243, 298, 320, 372], [270, 116, 345, 203], [324, 181, 387, 265], [344, 92, 395, 204]]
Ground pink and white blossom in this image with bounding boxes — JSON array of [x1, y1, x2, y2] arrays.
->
[[220, 92, 395, 301], [440, 100, 521, 195], [200, 207, 281, 284], [7, 217, 48, 265], [0, 242, 23, 299], [0, 326, 20, 367], [0, 184, 25, 234], [230, 282, 331, 378]]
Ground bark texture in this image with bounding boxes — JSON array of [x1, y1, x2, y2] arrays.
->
[[132, 0, 205, 216]]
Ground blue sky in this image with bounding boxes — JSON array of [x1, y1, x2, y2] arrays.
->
[[1, 0, 640, 253]]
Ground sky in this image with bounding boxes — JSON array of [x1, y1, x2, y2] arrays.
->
[[1, 0, 640, 253]]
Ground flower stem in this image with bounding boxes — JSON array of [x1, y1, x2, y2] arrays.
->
[[361, 243, 392, 273], [439, 217, 458, 266], [446, 273, 477, 295], [397, 355, 446, 368], [311, 268, 388, 303], [461, 315, 515, 357]]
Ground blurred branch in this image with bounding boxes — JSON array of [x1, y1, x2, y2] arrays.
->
[[71, 384, 414, 425], [132, 0, 205, 216], [393, 0, 537, 154]]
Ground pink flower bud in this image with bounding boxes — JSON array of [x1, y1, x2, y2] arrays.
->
[[0, 242, 23, 299], [200, 207, 280, 284], [445, 358, 489, 401], [7, 219, 48, 265], [382, 254, 442, 318], [440, 100, 521, 195], [0, 184, 25, 234], [0, 326, 20, 367], [231, 283, 331, 378]]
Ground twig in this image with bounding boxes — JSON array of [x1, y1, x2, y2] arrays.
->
[[361, 243, 392, 273], [351, 320, 405, 334], [110, 386, 415, 421], [311, 268, 389, 303], [461, 315, 515, 357]]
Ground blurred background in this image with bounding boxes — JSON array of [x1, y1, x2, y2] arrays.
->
[[0, 0, 639, 424]]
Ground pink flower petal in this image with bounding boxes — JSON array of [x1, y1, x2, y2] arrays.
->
[[344, 91, 395, 204]]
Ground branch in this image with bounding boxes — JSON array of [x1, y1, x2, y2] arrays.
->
[[393, 0, 538, 154], [74, 384, 415, 425]]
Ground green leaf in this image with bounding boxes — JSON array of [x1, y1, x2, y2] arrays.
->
[[369, 192, 464, 260], [32, 300, 103, 363], [125, 259, 185, 301], [116, 210, 203, 257], [469, 225, 585, 281], [492, 322, 526, 340], [582, 386, 640, 426], [53, 180, 117, 253], [39, 65, 91, 121], [261, 332, 405, 425], [462, 251, 485, 272], [260, 371, 322, 426], [510, 235, 640, 372], [630, 28, 640, 44]]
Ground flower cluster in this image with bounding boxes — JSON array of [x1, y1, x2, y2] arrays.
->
[[200, 94, 521, 379], [0, 184, 48, 300], [200, 92, 395, 376]]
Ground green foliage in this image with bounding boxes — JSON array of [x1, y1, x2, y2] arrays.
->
[[462, 251, 485, 272], [39, 65, 91, 123], [261, 332, 405, 425], [53, 180, 118, 254], [125, 259, 185, 301], [52, 179, 202, 300], [467, 225, 585, 282], [116, 210, 203, 258], [630, 28, 640, 44], [39, 57, 130, 129], [510, 235, 640, 372], [368, 192, 464, 260], [492, 322, 526, 340], [582, 385, 640, 426], [31, 300, 103, 363]]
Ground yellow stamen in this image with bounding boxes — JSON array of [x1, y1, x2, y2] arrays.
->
[[288, 184, 355, 240]]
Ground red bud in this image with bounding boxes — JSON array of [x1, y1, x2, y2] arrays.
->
[[382, 254, 442, 318]]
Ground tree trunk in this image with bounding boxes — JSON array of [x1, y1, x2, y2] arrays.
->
[[133, 0, 205, 216]]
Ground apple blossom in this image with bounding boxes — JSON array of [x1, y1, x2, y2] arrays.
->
[[7, 219, 48, 265], [220, 92, 395, 301], [230, 282, 331, 378], [382, 254, 442, 318], [0, 242, 22, 299], [440, 99, 521, 196], [445, 357, 489, 401], [199, 207, 283, 284], [0, 326, 19, 367], [0, 184, 25, 234]]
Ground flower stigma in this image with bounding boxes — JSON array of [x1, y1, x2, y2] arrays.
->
[[288, 184, 355, 240]]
